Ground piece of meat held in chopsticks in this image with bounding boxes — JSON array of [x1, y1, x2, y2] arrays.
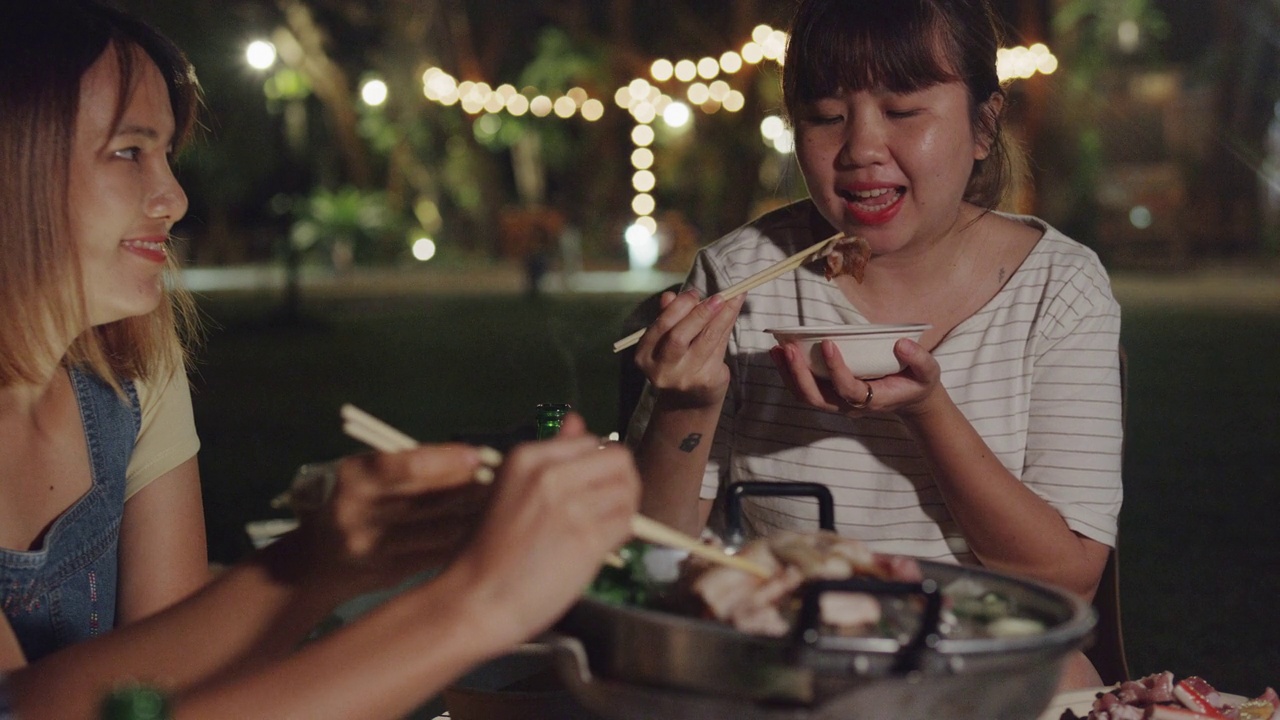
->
[[689, 540, 800, 636], [823, 236, 872, 283]]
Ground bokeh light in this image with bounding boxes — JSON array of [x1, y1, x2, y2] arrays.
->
[[245, 40, 276, 70], [412, 237, 437, 262], [360, 79, 388, 107], [651, 59, 674, 82], [631, 125, 655, 147], [662, 101, 691, 128]]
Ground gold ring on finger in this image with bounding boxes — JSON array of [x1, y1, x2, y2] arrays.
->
[[848, 383, 873, 409]]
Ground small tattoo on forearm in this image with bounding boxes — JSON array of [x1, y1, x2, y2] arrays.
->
[[678, 433, 703, 452]]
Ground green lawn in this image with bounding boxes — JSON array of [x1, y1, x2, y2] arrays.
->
[[190, 292, 1280, 695], [1113, 307, 1280, 694], [191, 293, 642, 561]]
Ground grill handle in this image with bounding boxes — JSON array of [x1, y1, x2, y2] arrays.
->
[[792, 577, 944, 674], [723, 481, 835, 546]]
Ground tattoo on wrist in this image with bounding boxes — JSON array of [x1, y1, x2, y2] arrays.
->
[[678, 433, 703, 453]]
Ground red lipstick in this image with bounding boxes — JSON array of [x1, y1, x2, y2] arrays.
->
[[840, 184, 904, 226], [121, 236, 168, 264]]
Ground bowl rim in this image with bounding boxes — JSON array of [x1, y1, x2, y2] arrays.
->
[[765, 323, 931, 337]]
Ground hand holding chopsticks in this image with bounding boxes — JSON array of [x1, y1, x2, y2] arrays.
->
[[630, 515, 771, 578], [612, 231, 845, 353], [341, 404, 502, 484], [339, 406, 773, 578]]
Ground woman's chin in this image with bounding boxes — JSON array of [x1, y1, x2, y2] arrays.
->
[[90, 292, 163, 327]]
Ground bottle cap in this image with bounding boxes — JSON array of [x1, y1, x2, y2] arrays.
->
[[101, 686, 169, 720]]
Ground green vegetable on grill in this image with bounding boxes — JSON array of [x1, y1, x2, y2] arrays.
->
[[587, 541, 654, 607]]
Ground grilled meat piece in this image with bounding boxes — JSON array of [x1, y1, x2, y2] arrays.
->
[[824, 236, 872, 283], [683, 531, 921, 637]]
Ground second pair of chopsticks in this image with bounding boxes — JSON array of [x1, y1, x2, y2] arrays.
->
[[341, 404, 502, 484], [343, 406, 772, 579], [343, 404, 628, 568], [611, 230, 845, 353], [271, 404, 505, 512]]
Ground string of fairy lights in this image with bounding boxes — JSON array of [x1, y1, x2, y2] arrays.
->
[[249, 25, 1060, 267], [415, 26, 1059, 265], [417, 25, 791, 261]]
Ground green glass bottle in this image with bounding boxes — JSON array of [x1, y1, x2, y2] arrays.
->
[[100, 686, 170, 720], [535, 403, 572, 439]]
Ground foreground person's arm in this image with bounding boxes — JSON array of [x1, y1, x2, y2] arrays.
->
[[7, 421, 639, 720], [175, 431, 639, 720], [6, 532, 351, 718], [6, 443, 494, 717]]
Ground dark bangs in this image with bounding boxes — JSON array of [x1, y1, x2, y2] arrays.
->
[[783, 0, 966, 117], [780, 0, 1018, 210]]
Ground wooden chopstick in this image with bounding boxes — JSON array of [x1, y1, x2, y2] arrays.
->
[[272, 404, 504, 510], [338, 408, 769, 577], [718, 230, 846, 302], [630, 515, 773, 578], [341, 404, 500, 483], [611, 231, 844, 353], [337, 406, 623, 568], [340, 404, 418, 452]]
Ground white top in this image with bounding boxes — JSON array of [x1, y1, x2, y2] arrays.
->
[[629, 201, 1123, 564]]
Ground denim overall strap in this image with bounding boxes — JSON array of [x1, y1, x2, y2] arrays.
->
[[0, 367, 139, 662]]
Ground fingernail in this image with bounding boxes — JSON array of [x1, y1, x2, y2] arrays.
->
[[705, 294, 724, 310], [473, 466, 496, 485]]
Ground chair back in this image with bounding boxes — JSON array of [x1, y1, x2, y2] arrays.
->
[[1086, 549, 1130, 684], [1085, 344, 1130, 684]]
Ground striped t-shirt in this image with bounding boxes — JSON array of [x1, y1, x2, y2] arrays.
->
[[631, 201, 1123, 565]]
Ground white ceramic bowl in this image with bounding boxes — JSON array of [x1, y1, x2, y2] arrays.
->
[[765, 323, 930, 379]]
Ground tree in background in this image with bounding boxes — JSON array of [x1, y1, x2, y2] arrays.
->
[[1036, 0, 1280, 264], [1037, 0, 1172, 262], [119, 0, 811, 273], [1197, 0, 1280, 256]]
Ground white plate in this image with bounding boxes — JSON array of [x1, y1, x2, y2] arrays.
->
[[1037, 686, 1249, 720]]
